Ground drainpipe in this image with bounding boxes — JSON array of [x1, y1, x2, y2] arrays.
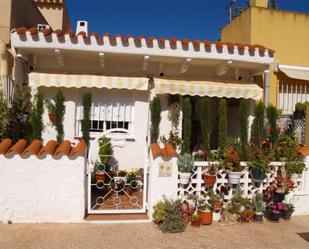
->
[[264, 65, 270, 106], [0, 40, 8, 76]]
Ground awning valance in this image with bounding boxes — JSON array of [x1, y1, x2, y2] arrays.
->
[[278, 65, 309, 81], [28, 73, 149, 91], [154, 78, 263, 100]]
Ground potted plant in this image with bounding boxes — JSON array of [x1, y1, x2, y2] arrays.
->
[[197, 196, 213, 225], [249, 145, 271, 186], [45, 99, 56, 124], [178, 153, 194, 185], [203, 163, 217, 187], [96, 136, 113, 183], [252, 192, 265, 223], [206, 189, 223, 213], [180, 201, 194, 226], [293, 102, 307, 119], [193, 149, 206, 161], [281, 202, 294, 220], [267, 203, 283, 222], [223, 145, 243, 185], [191, 213, 201, 227], [285, 162, 306, 181]]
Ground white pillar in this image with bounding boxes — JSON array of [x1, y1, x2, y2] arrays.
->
[[0, 40, 8, 76], [264, 65, 270, 106]]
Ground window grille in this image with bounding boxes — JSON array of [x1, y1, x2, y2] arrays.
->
[[75, 89, 134, 137], [278, 80, 309, 114]]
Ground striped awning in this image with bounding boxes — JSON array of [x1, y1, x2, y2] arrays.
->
[[154, 78, 263, 100], [28, 73, 149, 91]]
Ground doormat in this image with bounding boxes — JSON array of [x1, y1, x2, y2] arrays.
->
[[297, 233, 309, 242]]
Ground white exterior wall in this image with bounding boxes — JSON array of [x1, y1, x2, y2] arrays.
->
[[0, 155, 86, 223]]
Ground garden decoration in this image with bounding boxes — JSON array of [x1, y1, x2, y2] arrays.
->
[[252, 192, 265, 223], [203, 163, 217, 187], [178, 153, 194, 185]]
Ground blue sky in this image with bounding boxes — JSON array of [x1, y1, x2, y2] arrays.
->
[[66, 0, 309, 41]]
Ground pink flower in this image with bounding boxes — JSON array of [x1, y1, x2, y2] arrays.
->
[[277, 203, 283, 210], [271, 204, 277, 209], [198, 149, 205, 156], [272, 210, 280, 214], [283, 206, 288, 211]]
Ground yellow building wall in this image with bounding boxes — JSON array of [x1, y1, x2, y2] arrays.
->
[[221, 7, 309, 106]]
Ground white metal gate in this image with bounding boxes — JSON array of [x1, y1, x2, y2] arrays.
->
[[87, 128, 148, 214]]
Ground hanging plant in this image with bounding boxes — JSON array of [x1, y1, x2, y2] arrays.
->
[[168, 102, 180, 131]]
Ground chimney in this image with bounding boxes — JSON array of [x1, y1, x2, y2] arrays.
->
[[249, 0, 268, 8], [76, 20, 88, 36]]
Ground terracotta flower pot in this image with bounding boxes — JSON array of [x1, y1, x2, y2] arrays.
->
[[191, 219, 201, 227], [48, 113, 56, 124], [204, 174, 216, 187], [198, 210, 213, 225], [213, 201, 223, 213], [95, 172, 105, 182]]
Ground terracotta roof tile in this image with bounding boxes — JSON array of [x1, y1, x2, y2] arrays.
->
[[70, 139, 86, 157], [11, 27, 274, 55], [38, 140, 57, 156], [54, 140, 72, 156], [0, 139, 13, 154], [21, 139, 42, 156], [6, 139, 28, 156], [151, 143, 177, 159]]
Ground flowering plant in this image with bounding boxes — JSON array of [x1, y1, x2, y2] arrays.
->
[[206, 163, 217, 175], [269, 202, 288, 214], [193, 149, 206, 161], [223, 145, 242, 172]]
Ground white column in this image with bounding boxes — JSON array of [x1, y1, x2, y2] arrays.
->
[[264, 65, 270, 106]]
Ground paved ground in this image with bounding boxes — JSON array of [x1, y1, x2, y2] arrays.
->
[[1, 216, 309, 249]]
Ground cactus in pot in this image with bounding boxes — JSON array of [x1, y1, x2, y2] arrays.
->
[[178, 153, 194, 185]]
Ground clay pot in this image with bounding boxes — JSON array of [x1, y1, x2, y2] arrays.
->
[[95, 172, 105, 182], [204, 174, 216, 187], [213, 201, 223, 213], [198, 210, 213, 225], [48, 113, 55, 124]]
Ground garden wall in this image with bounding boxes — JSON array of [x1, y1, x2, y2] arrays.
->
[[0, 155, 86, 223]]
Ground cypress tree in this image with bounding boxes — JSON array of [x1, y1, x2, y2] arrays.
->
[[266, 104, 280, 146], [239, 99, 248, 160], [182, 97, 192, 154], [31, 91, 44, 141], [81, 93, 92, 147], [218, 98, 227, 158], [54, 90, 65, 144], [200, 97, 212, 156], [150, 96, 161, 143], [251, 101, 265, 148]]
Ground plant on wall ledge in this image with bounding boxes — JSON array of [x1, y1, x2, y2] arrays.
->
[[31, 91, 44, 141], [54, 89, 65, 144], [218, 98, 227, 159], [150, 96, 161, 144], [200, 97, 212, 157], [81, 93, 92, 147], [182, 97, 192, 154]]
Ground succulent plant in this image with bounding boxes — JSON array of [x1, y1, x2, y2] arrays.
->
[[177, 153, 194, 173], [253, 192, 265, 213]]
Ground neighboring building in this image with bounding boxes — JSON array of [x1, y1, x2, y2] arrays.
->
[[0, 0, 70, 102], [221, 0, 309, 115]]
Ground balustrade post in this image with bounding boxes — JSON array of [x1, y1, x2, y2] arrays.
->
[[196, 166, 203, 196]]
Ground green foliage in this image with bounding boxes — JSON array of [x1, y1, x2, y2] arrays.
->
[[178, 153, 194, 173], [239, 99, 248, 160], [150, 96, 161, 143], [204, 189, 222, 209], [158, 197, 185, 233], [159, 131, 182, 150], [191, 213, 200, 222], [81, 93, 92, 147], [218, 98, 227, 159], [168, 102, 180, 130], [283, 202, 295, 214], [45, 98, 56, 114], [248, 145, 271, 174], [250, 101, 265, 148], [152, 201, 166, 224], [98, 136, 113, 171], [54, 90, 65, 144], [228, 186, 254, 215], [182, 97, 192, 154], [266, 105, 281, 146], [31, 91, 44, 141], [6, 85, 32, 142], [252, 192, 265, 213], [0, 91, 10, 139], [285, 161, 306, 175], [200, 97, 212, 155]]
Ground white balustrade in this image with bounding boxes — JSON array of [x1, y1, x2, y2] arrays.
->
[[178, 161, 304, 201]]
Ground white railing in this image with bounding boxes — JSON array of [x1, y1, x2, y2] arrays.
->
[[178, 161, 304, 201]]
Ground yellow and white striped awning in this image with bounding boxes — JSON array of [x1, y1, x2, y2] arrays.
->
[[154, 78, 263, 100], [28, 72, 149, 91]]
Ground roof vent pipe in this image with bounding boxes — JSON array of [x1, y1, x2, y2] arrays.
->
[[76, 20, 88, 36]]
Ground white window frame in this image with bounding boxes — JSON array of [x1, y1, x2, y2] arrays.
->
[[75, 89, 135, 138]]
